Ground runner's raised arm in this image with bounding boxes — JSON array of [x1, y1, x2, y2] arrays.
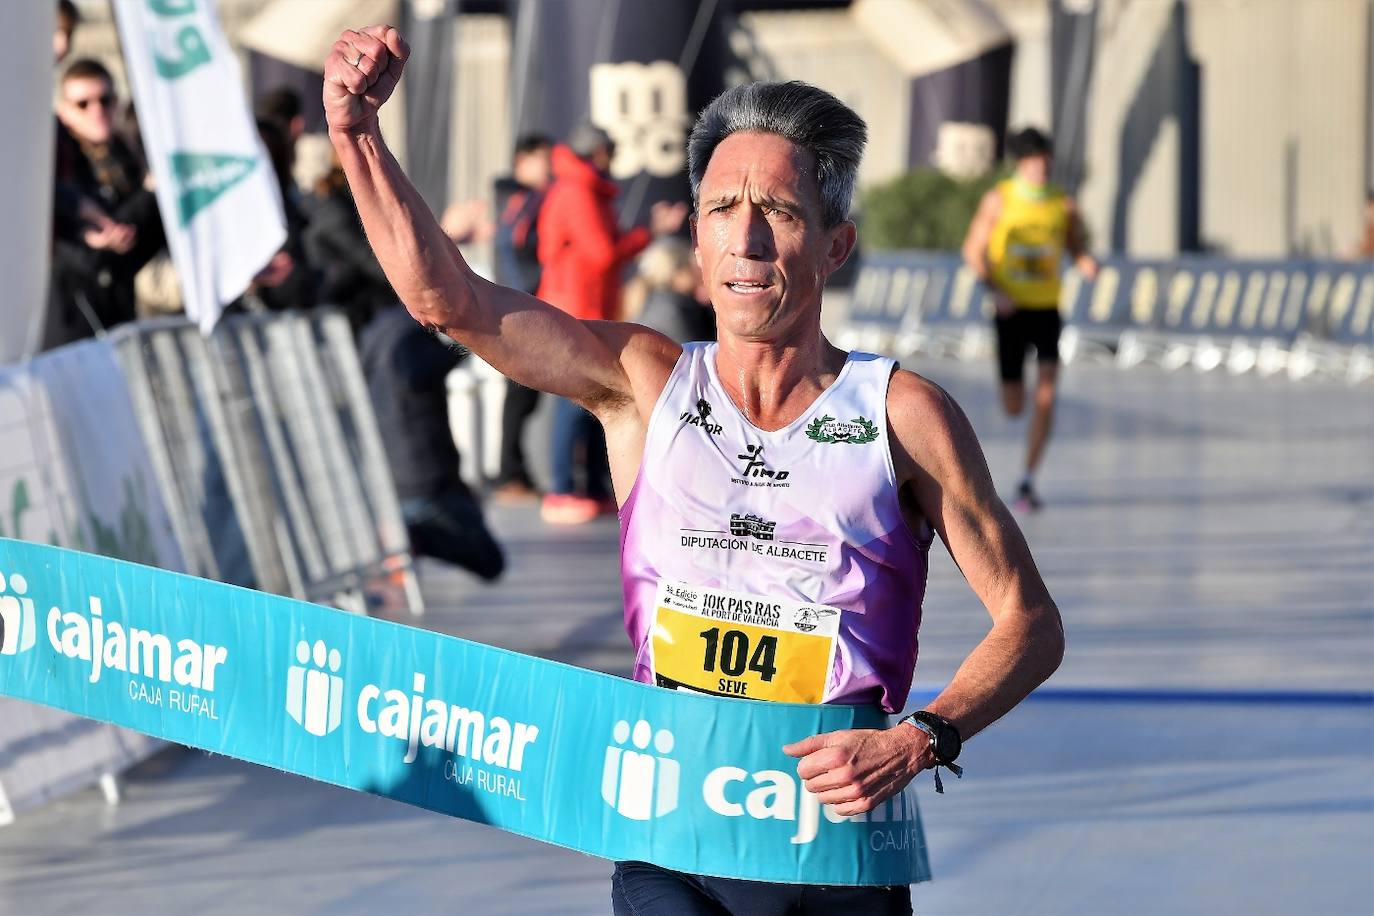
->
[[322, 25, 672, 415]]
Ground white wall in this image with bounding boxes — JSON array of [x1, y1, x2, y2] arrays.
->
[[0, 2, 56, 363]]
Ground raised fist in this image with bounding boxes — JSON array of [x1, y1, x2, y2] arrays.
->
[[323, 26, 410, 135]]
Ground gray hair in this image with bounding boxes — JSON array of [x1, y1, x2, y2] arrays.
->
[[687, 81, 868, 228]]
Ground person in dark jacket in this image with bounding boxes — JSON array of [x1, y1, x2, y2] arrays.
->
[[305, 153, 395, 332], [244, 115, 317, 312], [359, 305, 505, 581], [490, 134, 552, 503], [632, 238, 716, 345], [48, 58, 165, 349]]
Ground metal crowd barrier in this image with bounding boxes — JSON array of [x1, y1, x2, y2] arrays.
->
[[838, 252, 1374, 384], [110, 310, 423, 615]]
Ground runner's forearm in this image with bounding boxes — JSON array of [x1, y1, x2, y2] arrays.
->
[[329, 123, 641, 409], [330, 125, 482, 332], [1066, 208, 1091, 262], [961, 244, 991, 283], [922, 602, 1063, 741]]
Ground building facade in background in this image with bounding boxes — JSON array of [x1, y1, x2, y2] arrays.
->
[[66, 0, 1373, 260]]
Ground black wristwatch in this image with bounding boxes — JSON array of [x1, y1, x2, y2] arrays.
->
[[898, 710, 964, 793]]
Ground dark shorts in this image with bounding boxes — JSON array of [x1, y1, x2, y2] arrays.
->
[[611, 860, 913, 916], [994, 308, 1063, 383]]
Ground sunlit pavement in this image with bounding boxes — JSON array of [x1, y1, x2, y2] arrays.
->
[[1, 357, 1370, 915]]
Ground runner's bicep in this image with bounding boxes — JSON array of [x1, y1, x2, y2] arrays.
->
[[434, 275, 635, 407], [936, 489, 1045, 626], [900, 384, 1049, 623]]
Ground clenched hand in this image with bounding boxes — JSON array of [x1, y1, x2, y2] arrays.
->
[[783, 725, 932, 817], [322, 26, 410, 136]]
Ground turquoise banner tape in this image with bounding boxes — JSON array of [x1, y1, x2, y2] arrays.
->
[[0, 539, 929, 886]]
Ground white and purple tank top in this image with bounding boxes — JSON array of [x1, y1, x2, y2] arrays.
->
[[619, 342, 933, 713]]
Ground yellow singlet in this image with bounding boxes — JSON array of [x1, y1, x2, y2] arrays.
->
[[987, 177, 1070, 310]]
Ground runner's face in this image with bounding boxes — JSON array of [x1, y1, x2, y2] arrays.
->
[[1016, 153, 1051, 186], [692, 132, 855, 341]]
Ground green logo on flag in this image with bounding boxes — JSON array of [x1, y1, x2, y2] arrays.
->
[[171, 152, 257, 226]]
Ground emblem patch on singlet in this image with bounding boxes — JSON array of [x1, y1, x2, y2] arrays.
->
[[649, 580, 840, 703], [729, 513, 775, 540], [677, 515, 829, 567], [731, 444, 790, 488], [804, 415, 879, 444], [679, 399, 723, 436]]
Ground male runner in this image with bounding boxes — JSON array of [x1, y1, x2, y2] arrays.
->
[[324, 27, 1063, 915], [961, 128, 1098, 511]]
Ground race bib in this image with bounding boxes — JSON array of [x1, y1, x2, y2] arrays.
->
[[650, 580, 840, 704]]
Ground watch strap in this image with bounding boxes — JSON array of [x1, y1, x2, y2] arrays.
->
[[898, 710, 964, 794]]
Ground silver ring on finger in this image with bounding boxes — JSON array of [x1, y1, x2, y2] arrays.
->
[[352, 53, 364, 68]]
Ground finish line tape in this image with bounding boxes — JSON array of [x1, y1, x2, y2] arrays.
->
[[0, 539, 929, 886]]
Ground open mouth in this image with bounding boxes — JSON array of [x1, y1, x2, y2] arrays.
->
[[724, 281, 773, 295]]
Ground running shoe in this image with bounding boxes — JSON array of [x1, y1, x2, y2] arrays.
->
[[1012, 481, 1043, 513], [540, 493, 599, 525]]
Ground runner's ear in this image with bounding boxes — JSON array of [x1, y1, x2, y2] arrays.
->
[[823, 220, 857, 277]]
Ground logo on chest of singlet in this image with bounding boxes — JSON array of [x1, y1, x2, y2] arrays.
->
[[732, 444, 790, 488], [679, 398, 723, 436], [678, 512, 828, 567], [804, 415, 879, 444], [729, 513, 775, 540]]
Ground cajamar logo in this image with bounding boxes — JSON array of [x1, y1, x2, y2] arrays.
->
[[601, 719, 679, 820], [0, 571, 37, 656], [286, 638, 344, 737], [680, 398, 723, 436], [805, 415, 879, 444]]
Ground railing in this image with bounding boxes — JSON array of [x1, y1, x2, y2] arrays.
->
[[110, 310, 423, 615], [837, 252, 1374, 384]]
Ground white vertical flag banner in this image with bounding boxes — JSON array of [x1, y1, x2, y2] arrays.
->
[[113, 0, 287, 334]]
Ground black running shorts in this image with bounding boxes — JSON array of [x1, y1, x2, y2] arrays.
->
[[994, 308, 1063, 382]]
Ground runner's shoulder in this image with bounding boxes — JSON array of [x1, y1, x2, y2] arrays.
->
[[885, 367, 979, 483], [978, 184, 1005, 213], [582, 319, 683, 414]]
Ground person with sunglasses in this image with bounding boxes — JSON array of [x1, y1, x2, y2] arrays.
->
[[49, 58, 165, 349]]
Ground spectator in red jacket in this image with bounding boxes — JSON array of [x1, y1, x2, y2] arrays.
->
[[536, 124, 687, 524]]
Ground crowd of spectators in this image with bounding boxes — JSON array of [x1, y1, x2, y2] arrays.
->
[[44, 1, 712, 571]]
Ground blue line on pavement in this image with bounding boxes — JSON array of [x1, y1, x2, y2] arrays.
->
[[906, 686, 1374, 707]]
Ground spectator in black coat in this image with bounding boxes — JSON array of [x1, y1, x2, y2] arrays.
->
[[243, 115, 317, 312], [304, 153, 395, 332], [359, 306, 505, 581], [48, 58, 165, 349]]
